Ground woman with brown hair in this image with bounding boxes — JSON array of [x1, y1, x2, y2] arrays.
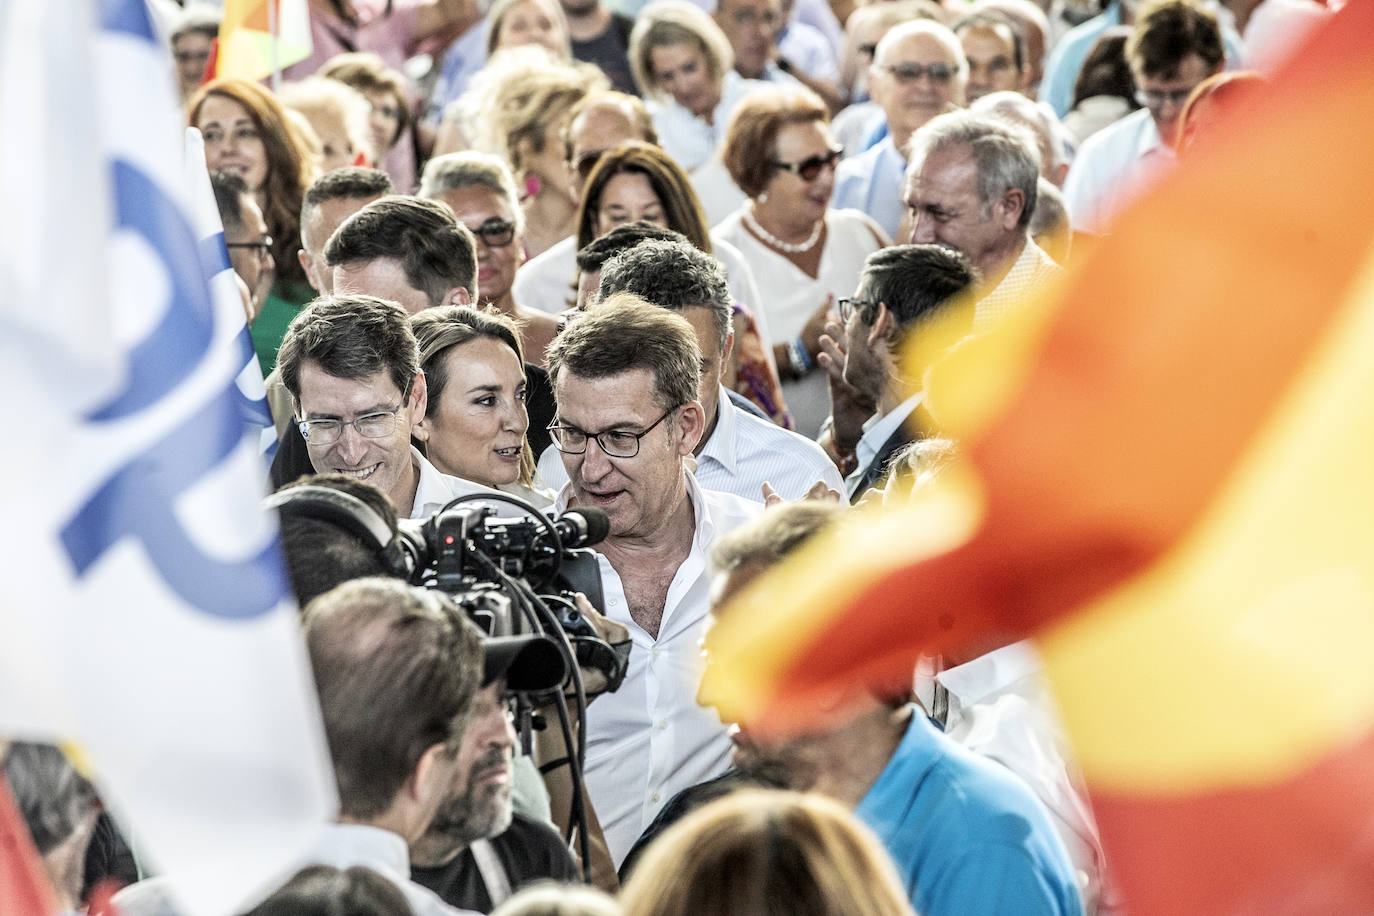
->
[[189, 78, 319, 374], [518, 140, 790, 424], [714, 85, 886, 436], [619, 789, 915, 916]]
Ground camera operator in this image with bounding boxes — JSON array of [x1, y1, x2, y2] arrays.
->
[[544, 295, 763, 867]]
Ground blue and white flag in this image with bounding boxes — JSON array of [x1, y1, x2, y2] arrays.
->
[[0, 1, 335, 913], [184, 126, 280, 459]]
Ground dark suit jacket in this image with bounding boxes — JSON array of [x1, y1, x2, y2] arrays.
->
[[848, 425, 916, 504]]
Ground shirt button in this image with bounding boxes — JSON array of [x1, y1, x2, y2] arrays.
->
[[657, 719, 668, 730], [650, 647, 660, 659], [609, 597, 620, 606], [650, 792, 660, 804]]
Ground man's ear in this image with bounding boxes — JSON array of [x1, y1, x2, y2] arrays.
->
[[297, 249, 317, 291], [408, 740, 453, 815], [998, 187, 1026, 230], [867, 302, 897, 349], [409, 371, 428, 427], [676, 401, 706, 456], [448, 285, 472, 308], [720, 330, 736, 379]]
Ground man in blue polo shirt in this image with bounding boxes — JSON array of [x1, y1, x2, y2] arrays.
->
[[704, 501, 1085, 916]]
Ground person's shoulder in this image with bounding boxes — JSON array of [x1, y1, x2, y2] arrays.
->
[[496, 812, 578, 877], [699, 482, 765, 527], [834, 141, 883, 180], [827, 207, 891, 249], [731, 404, 832, 464]]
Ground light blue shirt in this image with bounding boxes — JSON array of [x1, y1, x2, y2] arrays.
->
[[832, 136, 907, 241], [856, 710, 1085, 916]]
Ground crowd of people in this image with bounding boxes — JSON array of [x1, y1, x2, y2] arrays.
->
[[6, 0, 1338, 912]]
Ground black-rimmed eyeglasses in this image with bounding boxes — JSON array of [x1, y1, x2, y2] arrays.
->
[[881, 61, 956, 85], [226, 235, 273, 259], [547, 406, 680, 459], [467, 218, 516, 248], [772, 146, 843, 181], [838, 296, 877, 324]]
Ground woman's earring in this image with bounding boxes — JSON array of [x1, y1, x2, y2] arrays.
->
[[758, 191, 769, 204]]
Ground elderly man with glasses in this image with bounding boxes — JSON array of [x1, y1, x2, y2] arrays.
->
[[832, 19, 968, 240], [544, 294, 761, 868]]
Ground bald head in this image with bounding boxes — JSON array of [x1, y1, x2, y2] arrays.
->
[[870, 21, 968, 151]]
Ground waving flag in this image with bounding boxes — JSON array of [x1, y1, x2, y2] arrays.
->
[[702, 3, 1374, 912], [0, 2, 334, 914], [185, 127, 279, 459], [213, 0, 311, 85]]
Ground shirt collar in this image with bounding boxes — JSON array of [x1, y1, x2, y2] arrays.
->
[[409, 446, 503, 519], [697, 387, 738, 475], [854, 392, 924, 471], [935, 641, 1043, 708]]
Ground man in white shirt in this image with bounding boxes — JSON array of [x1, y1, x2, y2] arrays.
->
[[540, 238, 842, 502], [1062, 0, 1224, 234], [904, 110, 1060, 329], [277, 295, 498, 520], [822, 244, 976, 502], [545, 296, 761, 864], [833, 20, 968, 240]]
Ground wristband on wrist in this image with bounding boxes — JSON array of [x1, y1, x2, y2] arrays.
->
[[787, 337, 813, 377]]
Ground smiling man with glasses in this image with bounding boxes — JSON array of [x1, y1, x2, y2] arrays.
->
[[833, 20, 968, 240], [277, 295, 502, 519], [545, 294, 761, 867], [1063, 0, 1224, 235]]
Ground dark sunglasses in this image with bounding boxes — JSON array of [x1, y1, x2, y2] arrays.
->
[[468, 217, 516, 248], [883, 61, 956, 84], [772, 146, 843, 181]]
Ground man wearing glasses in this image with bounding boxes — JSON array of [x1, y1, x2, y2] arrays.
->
[[833, 20, 968, 240], [277, 295, 500, 519], [1063, 0, 1224, 235], [825, 245, 976, 502], [211, 171, 275, 323], [544, 295, 761, 866]]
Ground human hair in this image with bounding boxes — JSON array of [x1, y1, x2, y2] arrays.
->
[[629, 1, 735, 102], [908, 110, 1040, 229], [486, 0, 572, 59], [2, 743, 97, 858], [861, 244, 977, 337], [411, 306, 536, 486], [575, 223, 685, 276], [278, 76, 374, 165], [619, 789, 914, 916], [598, 239, 733, 352], [303, 578, 482, 819], [1029, 177, 1070, 263], [189, 78, 316, 285], [419, 151, 526, 235], [274, 474, 401, 607], [1125, 0, 1224, 79], [490, 883, 621, 916], [1071, 26, 1137, 109], [952, 10, 1025, 73], [547, 293, 702, 411], [301, 166, 394, 227], [969, 91, 1070, 178], [211, 171, 251, 234], [320, 52, 412, 148], [872, 19, 969, 82], [574, 141, 711, 252], [711, 500, 844, 576], [562, 91, 659, 160], [171, 5, 220, 44], [721, 85, 829, 198], [460, 47, 607, 177], [241, 865, 413, 916], [324, 196, 478, 305], [278, 294, 419, 405]]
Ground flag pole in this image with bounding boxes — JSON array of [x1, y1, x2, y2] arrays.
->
[[269, 0, 280, 94]]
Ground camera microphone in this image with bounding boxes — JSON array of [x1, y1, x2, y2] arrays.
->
[[552, 507, 610, 549]]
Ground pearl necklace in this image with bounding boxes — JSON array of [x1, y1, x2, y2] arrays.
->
[[743, 204, 824, 254]]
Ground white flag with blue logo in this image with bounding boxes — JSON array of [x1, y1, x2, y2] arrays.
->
[[0, 1, 336, 913]]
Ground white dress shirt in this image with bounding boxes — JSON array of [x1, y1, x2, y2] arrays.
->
[[924, 643, 1115, 915], [540, 386, 842, 503], [554, 473, 761, 865], [409, 446, 506, 519], [844, 392, 923, 499], [1062, 108, 1176, 235]]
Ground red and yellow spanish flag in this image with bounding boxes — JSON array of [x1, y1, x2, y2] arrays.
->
[[702, 3, 1374, 911], [212, 0, 312, 84], [0, 773, 58, 916]]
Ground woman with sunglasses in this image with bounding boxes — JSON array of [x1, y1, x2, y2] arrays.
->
[[716, 85, 887, 436], [419, 152, 560, 366]]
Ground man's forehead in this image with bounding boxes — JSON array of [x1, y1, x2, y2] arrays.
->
[[912, 145, 978, 192], [555, 367, 660, 419], [297, 362, 403, 409], [879, 31, 958, 67], [961, 23, 1016, 55]]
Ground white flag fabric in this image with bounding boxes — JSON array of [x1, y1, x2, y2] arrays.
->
[[183, 127, 280, 459], [0, 1, 336, 914]]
